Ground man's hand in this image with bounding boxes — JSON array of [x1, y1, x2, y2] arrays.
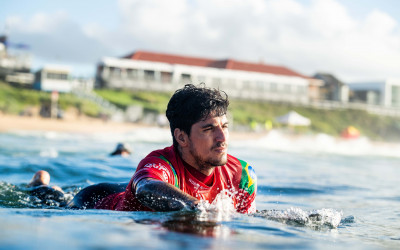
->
[[135, 178, 199, 211]]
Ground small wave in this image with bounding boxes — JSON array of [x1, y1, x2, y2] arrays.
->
[[0, 182, 73, 209], [235, 130, 400, 158], [257, 184, 365, 196], [255, 207, 342, 229], [340, 215, 355, 224], [39, 148, 59, 158], [258, 185, 325, 196], [7, 127, 171, 144]]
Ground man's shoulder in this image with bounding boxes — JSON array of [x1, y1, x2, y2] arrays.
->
[[226, 154, 256, 194], [226, 154, 249, 170], [145, 145, 175, 158], [137, 145, 179, 172], [138, 146, 176, 165]]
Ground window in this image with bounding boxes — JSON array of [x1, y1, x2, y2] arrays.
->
[[283, 84, 291, 93], [144, 70, 155, 81], [181, 73, 191, 84], [110, 67, 122, 78], [256, 81, 265, 90], [126, 68, 138, 79], [46, 72, 68, 80], [161, 71, 172, 83], [297, 86, 306, 94]]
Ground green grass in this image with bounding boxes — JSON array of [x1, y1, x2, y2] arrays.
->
[[95, 89, 172, 113], [0, 82, 48, 113], [0, 81, 101, 117]]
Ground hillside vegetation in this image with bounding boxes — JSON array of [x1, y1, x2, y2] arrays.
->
[[2, 81, 400, 142], [0, 81, 101, 117]]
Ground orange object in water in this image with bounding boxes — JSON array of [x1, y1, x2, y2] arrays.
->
[[341, 126, 360, 139]]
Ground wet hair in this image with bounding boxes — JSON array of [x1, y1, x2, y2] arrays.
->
[[110, 143, 131, 156], [166, 83, 229, 147]]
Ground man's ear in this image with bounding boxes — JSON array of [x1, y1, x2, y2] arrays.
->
[[174, 128, 189, 147]]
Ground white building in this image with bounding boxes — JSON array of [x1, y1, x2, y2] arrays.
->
[[33, 65, 94, 93], [0, 35, 34, 86], [96, 51, 321, 103], [348, 79, 400, 107], [34, 65, 72, 92]]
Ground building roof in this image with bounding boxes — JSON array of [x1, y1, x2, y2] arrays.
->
[[123, 50, 309, 78]]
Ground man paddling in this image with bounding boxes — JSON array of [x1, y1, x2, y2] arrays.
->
[[68, 84, 257, 213]]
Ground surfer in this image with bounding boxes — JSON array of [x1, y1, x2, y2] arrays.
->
[[110, 143, 132, 157], [68, 83, 257, 213], [27, 170, 66, 205]]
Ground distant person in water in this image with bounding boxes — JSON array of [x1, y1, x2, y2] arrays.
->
[[110, 143, 132, 157], [68, 84, 257, 213], [27, 170, 65, 204]]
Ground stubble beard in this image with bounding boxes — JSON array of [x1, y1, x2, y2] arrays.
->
[[189, 141, 228, 173]]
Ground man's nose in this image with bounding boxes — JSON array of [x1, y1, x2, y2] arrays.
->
[[215, 126, 227, 142]]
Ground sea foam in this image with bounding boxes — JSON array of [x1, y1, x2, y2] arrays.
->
[[256, 207, 342, 229], [234, 129, 400, 158]]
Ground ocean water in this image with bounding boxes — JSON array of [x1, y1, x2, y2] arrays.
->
[[0, 128, 399, 249]]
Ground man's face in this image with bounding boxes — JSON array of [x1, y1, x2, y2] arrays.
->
[[187, 114, 229, 170]]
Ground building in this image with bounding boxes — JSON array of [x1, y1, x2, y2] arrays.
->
[[33, 65, 95, 93], [348, 79, 400, 107], [0, 35, 34, 86], [313, 73, 349, 102], [33, 65, 72, 92], [96, 51, 322, 103]]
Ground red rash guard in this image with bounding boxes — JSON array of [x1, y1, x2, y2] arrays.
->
[[95, 145, 257, 214]]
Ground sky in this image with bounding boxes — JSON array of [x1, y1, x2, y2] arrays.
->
[[1, 0, 400, 82]]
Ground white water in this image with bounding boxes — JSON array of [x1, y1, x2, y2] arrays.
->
[[237, 129, 400, 158]]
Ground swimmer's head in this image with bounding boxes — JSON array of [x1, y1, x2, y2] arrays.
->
[[28, 170, 50, 187], [110, 143, 132, 156]]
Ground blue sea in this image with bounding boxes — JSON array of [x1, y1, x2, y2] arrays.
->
[[0, 128, 399, 249]]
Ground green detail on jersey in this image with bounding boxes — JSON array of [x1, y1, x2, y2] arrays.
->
[[238, 159, 256, 196], [158, 155, 180, 188]]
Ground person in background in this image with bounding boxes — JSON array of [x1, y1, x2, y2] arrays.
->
[[27, 170, 65, 204], [68, 84, 257, 214], [110, 143, 132, 157], [25, 142, 132, 206]]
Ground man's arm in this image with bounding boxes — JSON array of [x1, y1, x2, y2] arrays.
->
[[135, 178, 199, 211]]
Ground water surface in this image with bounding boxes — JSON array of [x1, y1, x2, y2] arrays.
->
[[1, 129, 399, 249]]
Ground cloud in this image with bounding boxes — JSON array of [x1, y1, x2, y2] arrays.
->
[[6, 11, 113, 64], [114, 0, 400, 81], [4, 0, 400, 81]]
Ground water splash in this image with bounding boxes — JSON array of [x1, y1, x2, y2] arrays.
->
[[255, 207, 342, 229], [0, 182, 72, 208], [157, 191, 238, 238], [195, 190, 237, 222]]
